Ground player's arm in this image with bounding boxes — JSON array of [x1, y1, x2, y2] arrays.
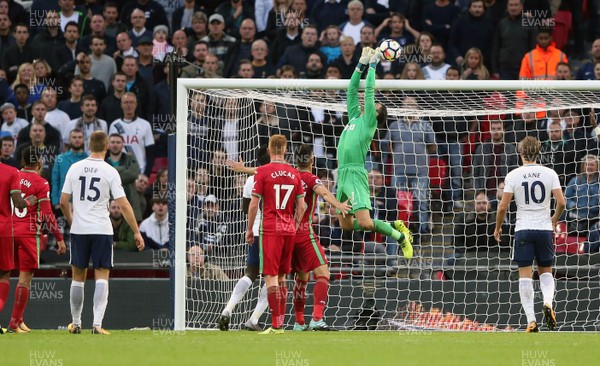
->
[[11, 190, 33, 209], [347, 48, 373, 121], [313, 185, 351, 216], [294, 195, 306, 230], [242, 197, 251, 214], [39, 196, 66, 254], [363, 49, 382, 127], [494, 191, 513, 242], [225, 157, 257, 175], [551, 188, 566, 229], [246, 194, 260, 243], [60, 193, 73, 226], [115, 196, 144, 251]]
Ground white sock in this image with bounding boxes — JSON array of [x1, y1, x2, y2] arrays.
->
[[249, 284, 269, 325], [539, 273, 555, 307], [93, 279, 109, 328], [519, 278, 536, 324], [70, 281, 85, 326], [223, 276, 253, 316]]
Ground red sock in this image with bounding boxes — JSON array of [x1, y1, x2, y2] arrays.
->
[[278, 282, 287, 328], [0, 280, 9, 313], [9, 285, 29, 329], [313, 276, 329, 321], [293, 279, 308, 325], [267, 286, 280, 329]]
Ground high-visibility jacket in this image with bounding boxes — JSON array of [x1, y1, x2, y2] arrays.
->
[[519, 42, 568, 79]]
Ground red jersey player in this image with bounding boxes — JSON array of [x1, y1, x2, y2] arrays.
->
[[291, 144, 350, 331], [0, 155, 36, 334], [8, 146, 66, 333], [246, 135, 305, 334]]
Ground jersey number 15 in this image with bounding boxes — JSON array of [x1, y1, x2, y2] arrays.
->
[[79, 176, 101, 202]]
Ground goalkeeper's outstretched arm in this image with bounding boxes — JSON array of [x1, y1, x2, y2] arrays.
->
[[347, 47, 373, 121], [364, 49, 382, 127]]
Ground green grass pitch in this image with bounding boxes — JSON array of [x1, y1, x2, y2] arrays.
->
[[3, 330, 598, 366]]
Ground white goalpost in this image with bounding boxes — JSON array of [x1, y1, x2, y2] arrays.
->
[[174, 78, 600, 332]]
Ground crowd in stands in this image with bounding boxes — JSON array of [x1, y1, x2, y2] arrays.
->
[[1, 0, 600, 278]]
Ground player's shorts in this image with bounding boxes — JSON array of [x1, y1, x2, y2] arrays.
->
[[336, 165, 371, 214], [246, 236, 260, 267], [0, 236, 15, 271], [259, 233, 295, 276], [13, 236, 40, 271], [292, 232, 328, 274], [512, 230, 554, 268], [70, 234, 113, 269]]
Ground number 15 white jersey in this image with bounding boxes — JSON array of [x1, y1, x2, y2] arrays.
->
[[62, 157, 126, 235], [503, 164, 562, 232]]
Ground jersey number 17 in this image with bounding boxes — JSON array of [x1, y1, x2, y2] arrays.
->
[[274, 184, 293, 210]]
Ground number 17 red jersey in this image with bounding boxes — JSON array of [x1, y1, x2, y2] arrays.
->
[[252, 162, 305, 236]]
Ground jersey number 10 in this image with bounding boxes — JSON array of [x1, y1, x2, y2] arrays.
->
[[521, 181, 546, 204]]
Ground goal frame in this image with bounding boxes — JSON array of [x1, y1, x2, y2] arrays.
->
[[174, 78, 599, 331]]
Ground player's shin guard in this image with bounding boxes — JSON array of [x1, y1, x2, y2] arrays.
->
[[373, 220, 402, 241], [313, 276, 329, 322], [223, 276, 253, 316], [519, 278, 536, 324], [9, 284, 29, 329], [278, 282, 287, 328], [0, 279, 9, 313], [267, 285, 280, 329], [70, 281, 85, 326], [92, 280, 109, 328], [539, 273, 555, 307], [293, 279, 308, 325]]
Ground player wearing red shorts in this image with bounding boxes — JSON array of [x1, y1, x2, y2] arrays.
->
[[246, 135, 305, 334], [0, 155, 37, 334], [7, 146, 66, 333], [291, 144, 351, 331]]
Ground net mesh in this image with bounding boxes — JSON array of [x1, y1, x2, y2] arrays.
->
[[182, 84, 600, 331]]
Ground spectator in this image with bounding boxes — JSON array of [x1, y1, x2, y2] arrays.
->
[[453, 190, 509, 255], [185, 11, 209, 50], [52, 21, 84, 75], [187, 245, 229, 279], [576, 38, 600, 80], [151, 25, 172, 62], [154, 0, 182, 30], [8, 63, 43, 104], [98, 72, 126, 126], [171, 29, 192, 62], [250, 39, 276, 78], [368, 168, 400, 266], [539, 120, 576, 186], [583, 222, 600, 253], [375, 12, 419, 48], [196, 194, 229, 255], [276, 25, 324, 74], [58, 0, 89, 36], [0, 11, 13, 59], [473, 119, 519, 196], [563, 155, 600, 235], [12, 83, 32, 120], [135, 173, 149, 218], [422, 44, 450, 80], [223, 19, 257, 78], [256, 101, 281, 147], [105, 133, 142, 222], [215, 0, 255, 39], [303, 52, 325, 78], [316, 202, 362, 252], [120, 0, 169, 33], [0, 135, 17, 167], [400, 62, 425, 79], [173, 1, 205, 34], [269, 9, 302, 65], [75, 52, 108, 102], [102, 2, 127, 39], [519, 28, 568, 80], [310, 0, 348, 33], [57, 76, 84, 119], [120, 55, 150, 119], [236, 59, 254, 78], [319, 25, 342, 64], [340, 1, 371, 46], [51, 128, 87, 209], [1, 102, 27, 142], [187, 92, 210, 165], [202, 53, 221, 77], [364, 0, 412, 26], [33, 59, 55, 88], [354, 24, 377, 55], [113, 32, 139, 71], [506, 108, 548, 145], [41, 87, 70, 140], [181, 41, 209, 78], [332, 35, 358, 79], [108, 92, 155, 175], [445, 65, 460, 79], [109, 199, 137, 251], [15, 121, 58, 182], [1, 23, 35, 82], [448, 0, 494, 68], [382, 96, 436, 233], [200, 14, 237, 62], [460, 47, 490, 80], [255, 0, 275, 37], [411, 31, 435, 67], [140, 197, 169, 250], [137, 36, 156, 86], [63, 95, 108, 151], [128, 9, 153, 48], [555, 62, 572, 80], [30, 11, 63, 63], [80, 13, 117, 56], [562, 109, 587, 153], [422, 0, 459, 49]]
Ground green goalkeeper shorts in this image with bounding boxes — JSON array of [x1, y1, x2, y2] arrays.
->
[[336, 166, 371, 214]]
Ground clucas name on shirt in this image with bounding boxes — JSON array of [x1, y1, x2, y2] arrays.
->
[[270, 170, 296, 179]]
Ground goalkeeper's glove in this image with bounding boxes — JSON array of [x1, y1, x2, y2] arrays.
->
[[369, 49, 383, 68], [359, 47, 374, 65]]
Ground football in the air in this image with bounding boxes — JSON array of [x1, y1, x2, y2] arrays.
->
[[379, 39, 402, 61]]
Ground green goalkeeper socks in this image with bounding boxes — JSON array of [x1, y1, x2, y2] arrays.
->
[[353, 219, 403, 241]]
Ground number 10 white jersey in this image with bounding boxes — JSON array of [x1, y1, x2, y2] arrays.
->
[[62, 157, 126, 235], [503, 164, 562, 232]]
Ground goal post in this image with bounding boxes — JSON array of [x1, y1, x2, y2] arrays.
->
[[174, 77, 600, 331]]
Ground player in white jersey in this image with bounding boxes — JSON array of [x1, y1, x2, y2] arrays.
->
[[60, 131, 144, 335], [108, 93, 154, 174], [494, 136, 565, 333], [219, 146, 270, 331]]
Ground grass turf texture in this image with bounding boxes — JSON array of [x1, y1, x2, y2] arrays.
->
[[3, 330, 598, 366]]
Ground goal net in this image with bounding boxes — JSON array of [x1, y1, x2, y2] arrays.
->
[[174, 78, 600, 332]]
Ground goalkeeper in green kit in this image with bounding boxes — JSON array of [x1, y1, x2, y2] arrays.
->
[[336, 47, 413, 259]]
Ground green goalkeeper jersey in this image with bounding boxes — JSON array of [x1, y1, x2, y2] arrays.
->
[[337, 67, 377, 167]]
